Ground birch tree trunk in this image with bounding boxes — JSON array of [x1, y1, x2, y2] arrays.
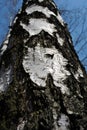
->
[[0, 0, 87, 130]]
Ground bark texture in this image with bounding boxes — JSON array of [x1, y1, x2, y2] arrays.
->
[[0, 0, 87, 130]]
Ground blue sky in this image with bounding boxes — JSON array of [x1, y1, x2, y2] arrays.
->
[[55, 0, 87, 70], [0, 0, 23, 44], [55, 0, 87, 9]]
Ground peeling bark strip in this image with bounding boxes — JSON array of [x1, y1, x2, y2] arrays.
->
[[0, 0, 87, 130]]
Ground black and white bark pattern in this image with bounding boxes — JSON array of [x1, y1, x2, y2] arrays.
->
[[0, 0, 87, 130]]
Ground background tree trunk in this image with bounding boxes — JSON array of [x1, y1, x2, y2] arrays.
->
[[0, 0, 87, 130]]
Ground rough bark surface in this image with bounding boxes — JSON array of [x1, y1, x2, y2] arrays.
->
[[0, 0, 87, 130]]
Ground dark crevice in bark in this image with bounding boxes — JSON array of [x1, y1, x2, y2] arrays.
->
[[59, 91, 83, 130]]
